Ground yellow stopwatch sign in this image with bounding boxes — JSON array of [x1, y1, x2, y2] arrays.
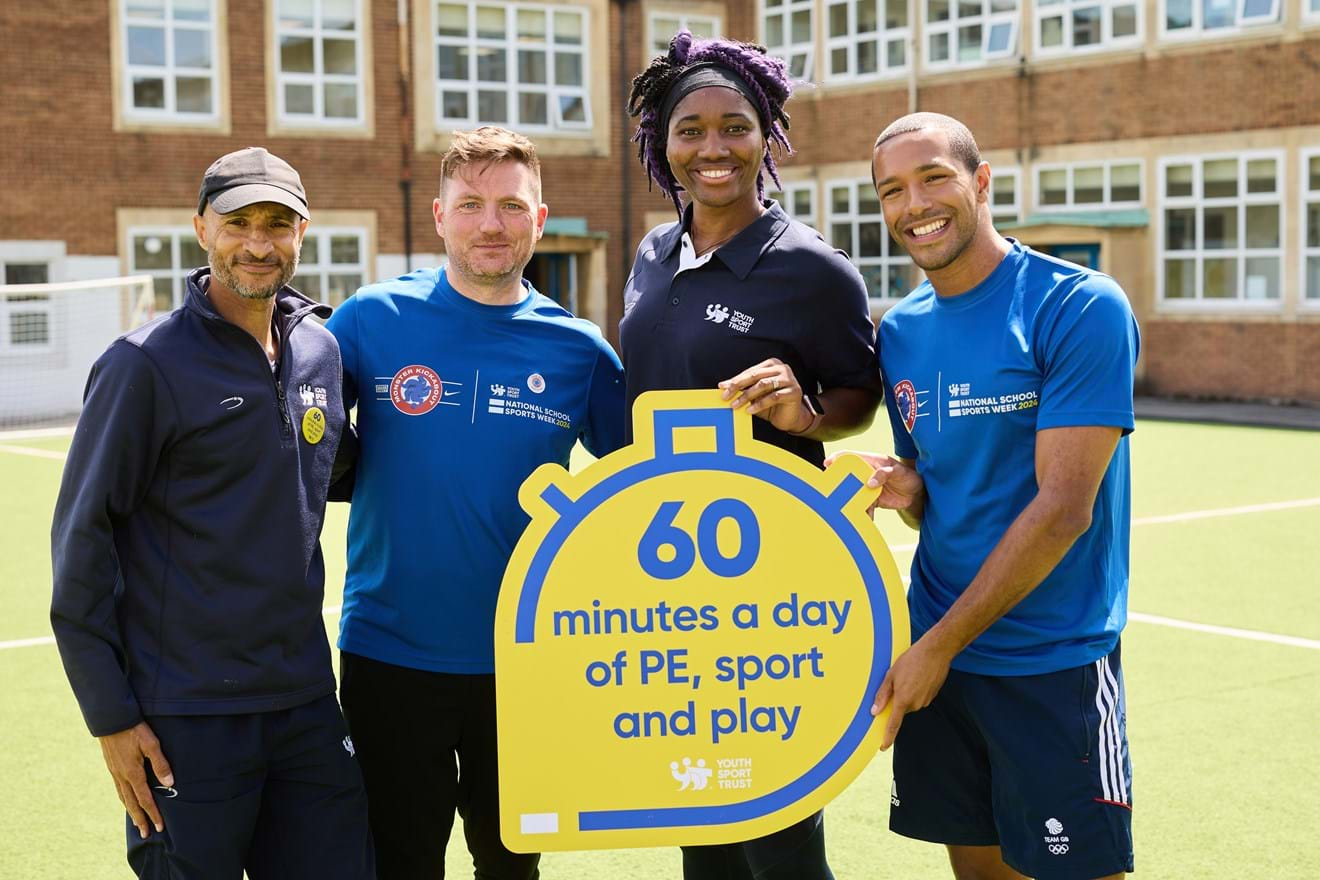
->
[[495, 390, 909, 851]]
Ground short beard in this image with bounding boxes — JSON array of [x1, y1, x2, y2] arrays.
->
[[209, 246, 298, 300]]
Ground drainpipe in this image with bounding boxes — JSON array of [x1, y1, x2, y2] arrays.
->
[[398, 0, 414, 270], [619, 0, 637, 321], [907, 0, 919, 113]]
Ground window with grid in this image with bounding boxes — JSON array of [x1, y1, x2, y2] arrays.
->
[[1310, 0, 1320, 20], [991, 167, 1021, 224], [129, 229, 208, 313], [1159, 154, 1283, 304], [925, 0, 1018, 69], [770, 183, 818, 229], [1035, 0, 1140, 54], [296, 229, 369, 305], [434, 1, 590, 131], [0, 262, 53, 351], [826, 179, 921, 303], [276, 0, 365, 124], [648, 12, 719, 54], [121, 0, 218, 120], [1035, 160, 1142, 211], [762, 0, 815, 79], [825, 0, 911, 79], [1161, 0, 1277, 37], [1304, 151, 1320, 303]]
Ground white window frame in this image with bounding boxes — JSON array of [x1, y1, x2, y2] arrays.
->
[[1301, 148, 1320, 307], [1159, 0, 1279, 40], [771, 182, 819, 228], [761, 0, 816, 80], [433, 1, 592, 133], [127, 226, 207, 314], [647, 10, 722, 54], [924, 0, 1019, 71], [1156, 150, 1285, 310], [823, 0, 912, 81], [1308, 0, 1320, 23], [296, 227, 370, 305], [120, 0, 220, 123], [825, 177, 919, 304], [990, 166, 1021, 224], [0, 254, 57, 355], [1033, 0, 1142, 55], [274, 0, 367, 126], [1033, 159, 1144, 212]]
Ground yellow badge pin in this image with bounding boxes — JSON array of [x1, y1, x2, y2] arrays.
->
[[302, 406, 326, 445]]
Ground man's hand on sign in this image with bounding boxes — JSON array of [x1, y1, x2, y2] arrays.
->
[[718, 359, 814, 435], [870, 633, 956, 751], [99, 720, 174, 839], [823, 451, 924, 517]]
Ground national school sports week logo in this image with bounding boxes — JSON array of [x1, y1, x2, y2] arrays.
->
[[892, 379, 930, 433]]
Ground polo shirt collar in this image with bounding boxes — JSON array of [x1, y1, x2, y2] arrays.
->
[[657, 200, 791, 281]]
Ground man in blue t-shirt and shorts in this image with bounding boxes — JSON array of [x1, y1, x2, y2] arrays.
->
[[326, 127, 625, 878], [829, 113, 1140, 880]]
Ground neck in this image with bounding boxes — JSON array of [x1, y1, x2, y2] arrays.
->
[[207, 276, 278, 356], [689, 195, 764, 254], [926, 228, 1014, 298], [446, 266, 527, 306]]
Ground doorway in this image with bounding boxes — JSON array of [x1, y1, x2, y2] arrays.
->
[[525, 252, 578, 313], [1038, 243, 1100, 270]]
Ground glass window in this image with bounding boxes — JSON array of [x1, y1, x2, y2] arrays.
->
[[763, 0, 815, 79], [129, 229, 208, 312], [770, 182, 818, 229], [120, 0, 218, 120], [991, 166, 1021, 224], [296, 228, 369, 305], [1039, 0, 1139, 53], [435, 1, 590, 131], [1034, 160, 1143, 210], [926, 0, 1017, 68], [824, 0, 911, 79], [649, 12, 720, 55], [1304, 151, 1320, 302], [276, 0, 364, 124], [825, 179, 920, 303], [1161, 0, 1277, 36], [1159, 153, 1282, 305]]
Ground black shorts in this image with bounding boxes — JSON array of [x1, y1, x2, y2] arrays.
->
[[890, 643, 1134, 880]]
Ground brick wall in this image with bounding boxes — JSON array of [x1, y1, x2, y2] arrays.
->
[[1141, 320, 1320, 404]]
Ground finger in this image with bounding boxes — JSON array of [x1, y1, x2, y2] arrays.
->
[[730, 375, 783, 409], [870, 672, 894, 717], [127, 771, 164, 833], [880, 705, 907, 752], [121, 792, 151, 839], [142, 738, 174, 788], [718, 368, 771, 399], [745, 387, 798, 416]]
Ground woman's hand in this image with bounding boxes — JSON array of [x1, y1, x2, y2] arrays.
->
[[719, 358, 814, 434]]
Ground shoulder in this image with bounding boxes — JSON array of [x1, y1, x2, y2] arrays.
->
[[880, 284, 936, 329], [522, 294, 614, 353], [769, 219, 857, 277], [1022, 250, 1132, 320], [351, 267, 442, 307]]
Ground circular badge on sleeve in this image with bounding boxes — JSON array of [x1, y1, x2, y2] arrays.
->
[[302, 406, 326, 444]]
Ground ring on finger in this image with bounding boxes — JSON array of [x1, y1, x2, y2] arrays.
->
[[771, 377, 781, 390]]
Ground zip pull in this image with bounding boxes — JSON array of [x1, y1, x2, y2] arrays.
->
[[275, 378, 293, 436]]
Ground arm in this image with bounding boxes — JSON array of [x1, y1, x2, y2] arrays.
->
[[581, 340, 626, 458], [719, 359, 880, 440], [823, 451, 925, 529], [326, 298, 360, 501], [871, 425, 1121, 749]]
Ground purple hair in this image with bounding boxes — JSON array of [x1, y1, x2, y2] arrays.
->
[[627, 30, 794, 215]]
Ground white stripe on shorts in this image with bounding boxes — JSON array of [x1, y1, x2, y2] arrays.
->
[[1093, 656, 1129, 806]]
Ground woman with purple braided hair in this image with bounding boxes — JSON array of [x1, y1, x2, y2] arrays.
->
[[618, 30, 884, 880]]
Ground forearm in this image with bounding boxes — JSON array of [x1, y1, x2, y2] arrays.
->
[[921, 488, 1091, 658], [799, 387, 879, 442], [897, 492, 925, 530]]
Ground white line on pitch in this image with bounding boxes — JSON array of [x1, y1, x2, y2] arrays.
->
[[0, 444, 68, 461], [1132, 497, 1320, 524], [0, 426, 75, 442], [1128, 612, 1320, 650]]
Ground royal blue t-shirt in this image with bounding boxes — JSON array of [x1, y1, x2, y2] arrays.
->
[[327, 267, 625, 673], [879, 242, 1140, 676]]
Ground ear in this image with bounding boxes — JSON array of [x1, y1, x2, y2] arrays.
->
[[975, 162, 994, 203], [534, 203, 548, 242], [192, 212, 208, 250], [432, 197, 446, 240]]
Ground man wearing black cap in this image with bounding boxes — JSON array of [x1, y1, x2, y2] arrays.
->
[[51, 147, 374, 878]]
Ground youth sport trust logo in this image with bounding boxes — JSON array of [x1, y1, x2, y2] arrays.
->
[[390, 365, 444, 416]]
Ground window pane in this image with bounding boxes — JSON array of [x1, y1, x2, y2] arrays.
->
[[126, 0, 165, 19], [519, 91, 548, 124], [887, 0, 907, 27], [990, 0, 1016, 11], [175, 28, 211, 68], [831, 186, 850, 213], [1244, 205, 1278, 249], [324, 82, 357, 117], [11, 312, 50, 346], [789, 53, 808, 78], [176, 76, 212, 113], [1164, 208, 1196, 250], [959, 0, 980, 17], [439, 45, 469, 79], [987, 21, 1012, 52], [554, 11, 583, 44], [478, 89, 508, 122], [1307, 257, 1320, 299], [791, 9, 811, 41], [793, 190, 812, 217], [858, 222, 886, 257], [1112, 3, 1137, 36], [830, 46, 848, 75], [689, 17, 716, 38], [992, 174, 1015, 207], [437, 3, 467, 37], [327, 274, 363, 303], [555, 53, 582, 86], [4, 264, 49, 284], [477, 48, 507, 81], [279, 0, 315, 27], [518, 9, 546, 40], [1072, 6, 1101, 45], [174, 0, 211, 21], [1111, 163, 1140, 202], [1165, 163, 1193, 198], [178, 236, 205, 267], [1310, 156, 1320, 191], [302, 235, 321, 264], [858, 0, 879, 32], [1041, 15, 1064, 46], [858, 40, 878, 74], [1202, 205, 1237, 249], [929, 0, 950, 20], [1203, 159, 1236, 198], [442, 90, 469, 119], [559, 94, 586, 123], [1163, 259, 1194, 298], [1245, 158, 1275, 194], [128, 26, 166, 65], [324, 0, 357, 30], [286, 82, 315, 113], [888, 262, 921, 298], [299, 274, 322, 298], [858, 184, 881, 215], [831, 223, 852, 253], [1074, 166, 1103, 203], [281, 36, 315, 73], [476, 6, 505, 38], [1309, 203, 1320, 249], [132, 77, 166, 108], [152, 277, 174, 311], [930, 31, 949, 61], [134, 235, 173, 269], [829, 2, 848, 37], [887, 38, 905, 66], [324, 38, 357, 75], [653, 15, 681, 43], [765, 16, 784, 46], [957, 25, 981, 61], [1203, 257, 1237, 298], [1166, 0, 1192, 28], [329, 236, 361, 264], [1203, 0, 1234, 28], [518, 50, 545, 83], [1041, 169, 1067, 205], [1243, 257, 1278, 299]]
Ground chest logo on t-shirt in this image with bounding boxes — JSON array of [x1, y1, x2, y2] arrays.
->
[[705, 302, 756, 334], [946, 381, 1039, 419], [892, 379, 930, 434], [486, 380, 572, 430], [385, 364, 446, 416]]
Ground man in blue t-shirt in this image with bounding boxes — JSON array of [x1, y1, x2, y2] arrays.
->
[[326, 127, 625, 879], [829, 113, 1140, 880]]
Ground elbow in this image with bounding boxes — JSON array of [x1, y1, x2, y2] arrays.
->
[[1051, 505, 1093, 544]]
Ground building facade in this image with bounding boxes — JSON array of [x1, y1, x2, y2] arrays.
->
[[1, 0, 1317, 403]]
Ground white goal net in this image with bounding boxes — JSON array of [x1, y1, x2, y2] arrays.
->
[[0, 275, 156, 429]]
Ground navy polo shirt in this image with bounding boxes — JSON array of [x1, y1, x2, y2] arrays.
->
[[620, 201, 880, 467]]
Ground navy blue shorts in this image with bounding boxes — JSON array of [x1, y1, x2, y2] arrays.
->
[[890, 643, 1133, 879], [126, 694, 374, 880]]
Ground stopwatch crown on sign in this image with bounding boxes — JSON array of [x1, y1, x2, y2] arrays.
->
[[495, 389, 910, 852]]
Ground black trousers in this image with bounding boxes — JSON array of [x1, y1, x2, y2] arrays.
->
[[680, 811, 833, 880], [340, 652, 539, 880]]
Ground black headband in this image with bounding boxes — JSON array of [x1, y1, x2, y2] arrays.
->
[[658, 62, 764, 139]]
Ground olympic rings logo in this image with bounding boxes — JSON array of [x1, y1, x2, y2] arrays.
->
[[1048, 844, 1070, 855]]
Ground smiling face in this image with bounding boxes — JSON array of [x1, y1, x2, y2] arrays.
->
[[665, 86, 765, 211], [434, 160, 547, 292], [195, 202, 306, 300], [871, 128, 992, 274]]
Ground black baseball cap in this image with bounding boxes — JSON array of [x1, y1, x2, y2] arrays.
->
[[197, 147, 310, 220]]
